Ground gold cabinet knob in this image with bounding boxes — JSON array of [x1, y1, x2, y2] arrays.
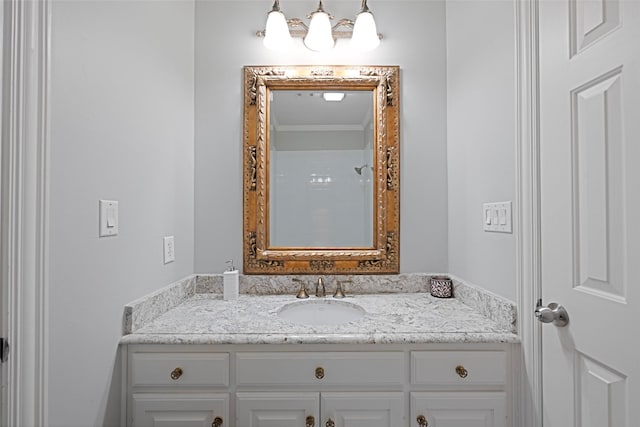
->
[[315, 366, 325, 379], [305, 415, 315, 427], [326, 419, 335, 427], [455, 365, 468, 378], [417, 414, 428, 426], [170, 367, 183, 380], [212, 416, 223, 427]]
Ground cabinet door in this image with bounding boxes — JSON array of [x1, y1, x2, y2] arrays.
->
[[132, 392, 228, 427], [411, 392, 506, 427], [321, 392, 404, 427], [236, 392, 319, 427]]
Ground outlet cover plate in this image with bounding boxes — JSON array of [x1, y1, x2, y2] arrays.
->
[[163, 236, 175, 264]]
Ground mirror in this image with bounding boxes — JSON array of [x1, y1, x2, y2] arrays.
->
[[269, 90, 374, 248], [243, 65, 400, 274]]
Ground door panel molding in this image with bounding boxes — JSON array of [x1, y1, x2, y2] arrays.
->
[[570, 66, 627, 303], [570, 0, 621, 57], [574, 351, 627, 427]]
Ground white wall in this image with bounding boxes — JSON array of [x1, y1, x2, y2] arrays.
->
[[445, 0, 517, 300], [49, 1, 195, 426], [194, 0, 449, 273]]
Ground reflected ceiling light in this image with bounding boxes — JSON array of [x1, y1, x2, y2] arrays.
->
[[322, 92, 345, 101], [257, 0, 382, 53]]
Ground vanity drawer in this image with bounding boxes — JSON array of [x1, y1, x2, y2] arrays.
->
[[130, 352, 229, 387], [236, 352, 405, 386], [411, 351, 506, 386]]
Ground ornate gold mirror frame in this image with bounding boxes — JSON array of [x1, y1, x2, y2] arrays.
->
[[242, 65, 400, 274]]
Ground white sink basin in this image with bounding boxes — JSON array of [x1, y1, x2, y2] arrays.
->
[[277, 299, 366, 325]]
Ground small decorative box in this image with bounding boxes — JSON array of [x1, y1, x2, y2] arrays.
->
[[429, 275, 453, 298]]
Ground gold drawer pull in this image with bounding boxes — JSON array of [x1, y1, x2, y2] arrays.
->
[[326, 419, 335, 427], [455, 365, 468, 378], [306, 415, 315, 427], [212, 416, 223, 427], [417, 414, 428, 426], [315, 366, 325, 379], [170, 367, 183, 380]]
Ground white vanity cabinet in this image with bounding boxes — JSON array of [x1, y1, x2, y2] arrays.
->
[[132, 393, 229, 427], [123, 344, 514, 427], [236, 391, 403, 427], [409, 350, 509, 427], [126, 350, 230, 427], [234, 351, 405, 427]]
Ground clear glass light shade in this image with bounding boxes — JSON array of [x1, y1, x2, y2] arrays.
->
[[304, 11, 335, 52], [263, 10, 293, 51], [351, 11, 379, 52]]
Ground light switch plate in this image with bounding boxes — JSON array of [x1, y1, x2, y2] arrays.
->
[[483, 201, 512, 233], [99, 200, 119, 237], [163, 236, 175, 264]]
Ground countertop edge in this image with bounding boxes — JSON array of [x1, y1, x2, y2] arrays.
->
[[119, 332, 521, 346]]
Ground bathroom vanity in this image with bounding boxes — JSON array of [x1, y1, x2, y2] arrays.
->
[[120, 277, 519, 427]]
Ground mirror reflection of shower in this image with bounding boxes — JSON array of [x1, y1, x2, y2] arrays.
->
[[354, 164, 373, 175]]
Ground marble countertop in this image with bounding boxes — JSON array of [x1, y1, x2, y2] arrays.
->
[[121, 292, 519, 345]]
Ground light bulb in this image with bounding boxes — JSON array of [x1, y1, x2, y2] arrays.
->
[[263, 9, 292, 51], [351, 10, 379, 52], [304, 9, 334, 52]]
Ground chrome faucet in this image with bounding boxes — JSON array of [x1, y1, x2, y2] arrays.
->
[[315, 277, 326, 297]]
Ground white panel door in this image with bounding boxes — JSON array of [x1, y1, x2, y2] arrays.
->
[[539, 0, 640, 426], [410, 392, 506, 427], [132, 393, 228, 427], [321, 392, 404, 427], [236, 392, 319, 427]]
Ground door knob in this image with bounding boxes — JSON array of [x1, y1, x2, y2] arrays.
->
[[535, 299, 569, 327]]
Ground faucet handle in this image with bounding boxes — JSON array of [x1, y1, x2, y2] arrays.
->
[[293, 278, 309, 299], [333, 280, 351, 298]]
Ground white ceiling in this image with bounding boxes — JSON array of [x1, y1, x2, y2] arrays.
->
[[270, 90, 373, 129]]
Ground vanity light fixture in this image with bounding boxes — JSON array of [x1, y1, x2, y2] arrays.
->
[[258, 0, 382, 52]]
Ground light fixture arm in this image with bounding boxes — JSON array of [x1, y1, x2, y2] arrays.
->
[[307, 0, 333, 19], [359, 0, 371, 14], [270, 0, 281, 12]]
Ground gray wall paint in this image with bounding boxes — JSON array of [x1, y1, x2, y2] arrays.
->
[[194, 0, 449, 273], [49, 1, 195, 425], [445, 1, 517, 300]]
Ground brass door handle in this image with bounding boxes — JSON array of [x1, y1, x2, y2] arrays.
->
[[212, 416, 223, 427], [417, 414, 428, 426], [170, 367, 183, 380], [326, 419, 335, 427], [315, 366, 325, 379], [455, 365, 468, 378], [306, 415, 315, 427]]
